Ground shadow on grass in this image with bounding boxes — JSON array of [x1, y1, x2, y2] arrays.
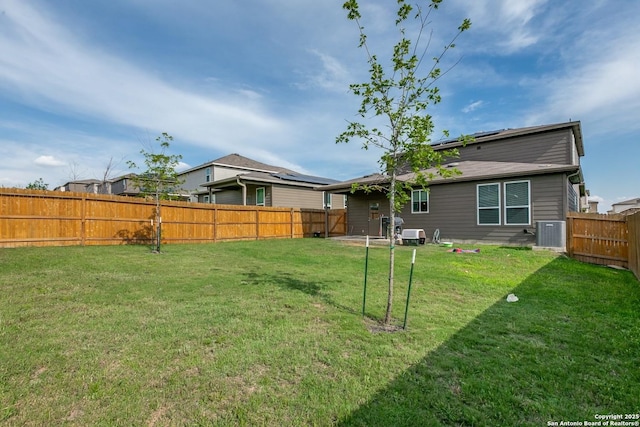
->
[[241, 271, 359, 316], [337, 257, 640, 426]]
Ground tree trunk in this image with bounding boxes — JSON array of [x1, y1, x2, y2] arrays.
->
[[384, 175, 396, 325]]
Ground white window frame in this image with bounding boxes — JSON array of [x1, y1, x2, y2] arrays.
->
[[256, 187, 265, 206], [205, 167, 211, 183], [477, 183, 501, 225], [323, 191, 332, 209], [411, 189, 429, 213], [504, 180, 531, 225], [203, 195, 209, 203]]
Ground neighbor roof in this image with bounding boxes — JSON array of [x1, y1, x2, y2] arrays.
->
[[179, 153, 297, 175], [612, 197, 640, 206], [202, 171, 339, 189]]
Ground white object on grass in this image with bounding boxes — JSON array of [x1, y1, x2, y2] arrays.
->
[[506, 293, 519, 302]]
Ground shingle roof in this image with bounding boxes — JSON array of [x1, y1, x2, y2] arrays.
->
[[400, 161, 579, 184], [317, 161, 579, 192], [612, 198, 640, 206], [209, 153, 296, 174], [203, 171, 339, 188]]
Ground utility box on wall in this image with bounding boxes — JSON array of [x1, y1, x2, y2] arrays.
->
[[536, 221, 566, 248]]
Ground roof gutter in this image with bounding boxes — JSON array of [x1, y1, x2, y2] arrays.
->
[[236, 177, 247, 206]]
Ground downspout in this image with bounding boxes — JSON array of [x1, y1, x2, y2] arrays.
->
[[236, 177, 247, 206], [567, 169, 585, 211]]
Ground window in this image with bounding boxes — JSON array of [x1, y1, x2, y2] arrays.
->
[[477, 183, 500, 225], [205, 167, 211, 182], [411, 189, 429, 213], [477, 181, 531, 225], [344, 195, 348, 209], [203, 195, 209, 203], [323, 191, 331, 209], [256, 187, 265, 206], [504, 181, 530, 225]]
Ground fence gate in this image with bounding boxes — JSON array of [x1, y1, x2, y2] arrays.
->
[[566, 212, 628, 268]]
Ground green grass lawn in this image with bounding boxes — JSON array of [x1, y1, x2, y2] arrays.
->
[[1, 239, 638, 426]]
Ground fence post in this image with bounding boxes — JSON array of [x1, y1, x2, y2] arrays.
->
[[81, 194, 86, 246], [213, 206, 217, 243], [290, 208, 294, 239], [255, 208, 260, 240], [566, 214, 572, 258]]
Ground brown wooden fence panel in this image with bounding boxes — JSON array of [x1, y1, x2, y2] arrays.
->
[[84, 196, 155, 245], [159, 203, 213, 244], [299, 209, 346, 237], [0, 188, 345, 247], [567, 212, 628, 268], [0, 189, 83, 247], [328, 209, 347, 236], [627, 211, 640, 280]]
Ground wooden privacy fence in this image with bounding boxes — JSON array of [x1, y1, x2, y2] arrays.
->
[[566, 211, 640, 280], [0, 188, 346, 248], [628, 212, 640, 281]]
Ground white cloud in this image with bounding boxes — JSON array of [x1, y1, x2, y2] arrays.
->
[[524, 20, 640, 133], [451, 0, 548, 53], [0, 1, 288, 154], [34, 155, 66, 167], [588, 195, 603, 203], [176, 162, 191, 172], [462, 100, 484, 113], [294, 49, 351, 92]]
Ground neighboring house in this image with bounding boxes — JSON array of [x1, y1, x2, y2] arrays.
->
[[318, 121, 588, 246], [107, 174, 141, 197], [608, 198, 640, 215], [54, 179, 101, 193], [179, 153, 344, 209], [55, 174, 187, 199]]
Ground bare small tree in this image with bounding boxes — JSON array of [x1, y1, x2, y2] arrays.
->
[[99, 156, 125, 194], [67, 161, 87, 182]]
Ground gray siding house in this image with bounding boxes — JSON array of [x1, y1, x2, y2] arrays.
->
[[54, 179, 101, 193], [608, 198, 640, 215], [107, 174, 141, 197], [318, 121, 587, 246], [179, 153, 345, 209]]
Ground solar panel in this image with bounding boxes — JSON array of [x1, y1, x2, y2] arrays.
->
[[431, 129, 505, 146], [271, 173, 338, 185], [472, 130, 503, 139]]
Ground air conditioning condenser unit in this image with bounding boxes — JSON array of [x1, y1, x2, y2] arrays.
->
[[536, 221, 566, 248]]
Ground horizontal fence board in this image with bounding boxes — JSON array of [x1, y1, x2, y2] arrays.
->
[[7, 189, 633, 272], [0, 188, 346, 247], [0, 189, 346, 248], [567, 212, 630, 269]]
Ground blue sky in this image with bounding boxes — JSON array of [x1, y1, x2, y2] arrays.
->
[[1, 0, 638, 212]]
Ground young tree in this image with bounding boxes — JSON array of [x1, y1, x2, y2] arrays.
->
[[26, 178, 49, 190], [337, 0, 471, 325], [126, 133, 184, 252]]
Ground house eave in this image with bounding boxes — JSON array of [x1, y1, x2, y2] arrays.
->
[[202, 174, 324, 190]]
